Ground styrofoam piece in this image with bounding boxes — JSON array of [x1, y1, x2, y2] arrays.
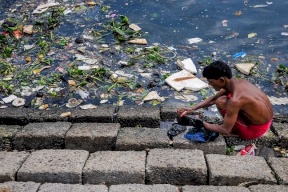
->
[[177, 58, 197, 74], [165, 70, 208, 92], [268, 96, 288, 105], [234, 63, 255, 75], [2, 94, 17, 103]]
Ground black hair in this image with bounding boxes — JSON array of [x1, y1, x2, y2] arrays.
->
[[202, 60, 232, 79]]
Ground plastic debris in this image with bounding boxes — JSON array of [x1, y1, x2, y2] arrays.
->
[[33, 0, 60, 14], [128, 38, 147, 45], [2, 95, 17, 103], [12, 97, 25, 107], [129, 23, 141, 32], [66, 98, 82, 108], [60, 112, 71, 117], [281, 32, 288, 36], [143, 91, 165, 102], [248, 33, 257, 38], [268, 96, 288, 105], [234, 63, 255, 75], [165, 70, 208, 92], [176, 58, 197, 74], [253, 4, 268, 8], [239, 144, 257, 156], [174, 95, 198, 102], [188, 37, 203, 44], [80, 104, 97, 109], [232, 51, 246, 58], [77, 90, 89, 99], [75, 54, 97, 65], [222, 20, 228, 27], [23, 25, 33, 34]]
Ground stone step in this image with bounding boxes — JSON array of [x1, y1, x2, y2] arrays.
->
[[1, 149, 288, 186], [1, 182, 288, 192], [0, 122, 226, 154]]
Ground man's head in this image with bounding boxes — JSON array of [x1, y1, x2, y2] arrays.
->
[[202, 60, 232, 91]]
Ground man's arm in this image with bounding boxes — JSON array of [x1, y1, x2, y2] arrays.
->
[[203, 100, 240, 135], [177, 89, 227, 116]]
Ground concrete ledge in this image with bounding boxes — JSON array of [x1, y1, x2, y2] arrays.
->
[[272, 122, 288, 148], [0, 125, 22, 151], [118, 106, 160, 128], [0, 108, 29, 125], [267, 157, 288, 184], [65, 123, 120, 152], [249, 184, 288, 192], [14, 122, 72, 150], [0, 151, 29, 182], [146, 149, 207, 185], [160, 106, 178, 121], [206, 154, 277, 186], [17, 149, 89, 184], [173, 132, 226, 154], [182, 185, 250, 192], [27, 109, 73, 122], [83, 151, 146, 185], [115, 128, 171, 151], [38, 183, 108, 192], [109, 184, 179, 192], [69, 106, 115, 123], [0, 181, 40, 192], [224, 130, 278, 148]]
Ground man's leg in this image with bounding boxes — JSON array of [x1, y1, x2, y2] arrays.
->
[[215, 95, 229, 117]]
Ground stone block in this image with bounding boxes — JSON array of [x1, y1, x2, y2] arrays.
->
[[182, 186, 250, 192], [0, 151, 29, 182], [160, 106, 178, 121], [0, 125, 22, 151], [69, 105, 115, 123], [109, 184, 179, 192], [38, 183, 108, 192], [272, 122, 288, 148], [14, 122, 72, 150], [268, 157, 288, 184], [0, 108, 29, 125], [225, 129, 279, 148], [83, 151, 146, 185], [27, 109, 73, 122], [173, 131, 226, 154], [118, 106, 160, 128], [249, 184, 288, 192], [146, 149, 207, 185], [206, 154, 277, 186], [65, 123, 120, 152], [17, 149, 89, 184], [0, 181, 40, 192], [115, 128, 171, 151]]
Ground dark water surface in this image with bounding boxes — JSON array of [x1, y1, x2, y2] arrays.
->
[[0, 0, 287, 114]]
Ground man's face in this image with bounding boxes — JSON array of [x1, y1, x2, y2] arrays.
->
[[207, 78, 223, 91]]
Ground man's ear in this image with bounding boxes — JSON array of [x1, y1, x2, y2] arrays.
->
[[219, 77, 225, 82]]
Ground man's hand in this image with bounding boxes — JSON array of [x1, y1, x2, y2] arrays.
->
[[177, 107, 194, 117]]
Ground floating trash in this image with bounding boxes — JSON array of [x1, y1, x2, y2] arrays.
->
[[188, 37, 203, 44], [80, 104, 97, 109], [66, 98, 83, 108], [2, 95, 17, 103], [232, 51, 246, 58], [12, 98, 25, 107], [60, 112, 71, 117]]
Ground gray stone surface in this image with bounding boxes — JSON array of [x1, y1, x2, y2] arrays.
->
[[66, 123, 120, 152], [38, 183, 108, 192], [14, 122, 72, 150], [115, 128, 171, 151], [146, 149, 207, 185], [0, 151, 29, 182], [225, 130, 279, 148], [0, 181, 40, 192], [273, 122, 288, 148], [118, 106, 160, 128], [173, 131, 226, 154], [69, 106, 115, 123], [0, 108, 29, 125], [109, 184, 179, 192], [27, 109, 73, 122], [268, 157, 288, 184], [17, 149, 89, 184], [160, 106, 179, 121], [206, 154, 277, 186], [83, 151, 146, 185], [249, 184, 288, 192], [0, 125, 22, 151], [182, 185, 250, 192]]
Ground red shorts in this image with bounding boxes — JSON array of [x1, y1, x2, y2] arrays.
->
[[220, 94, 272, 139]]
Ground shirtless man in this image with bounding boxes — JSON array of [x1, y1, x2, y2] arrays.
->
[[177, 60, 273, 139]]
